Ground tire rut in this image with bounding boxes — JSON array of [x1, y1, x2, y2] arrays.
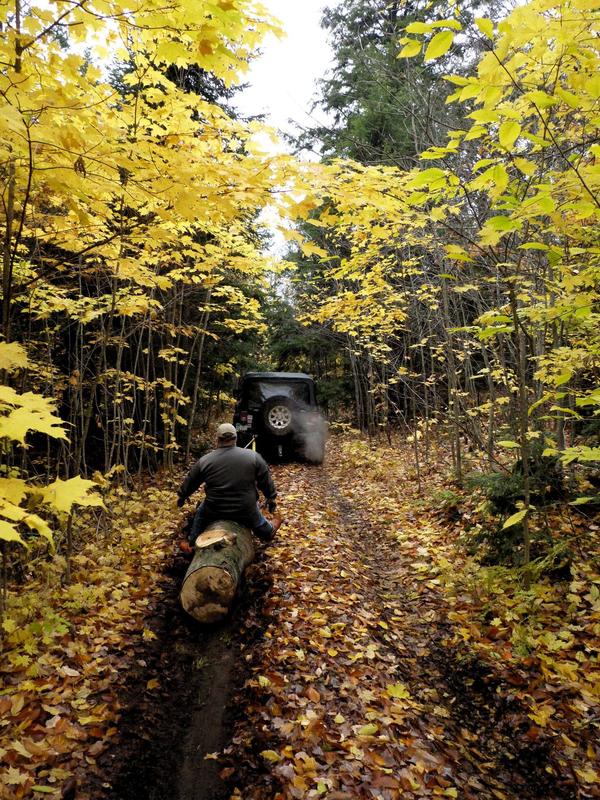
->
[[91, 546, 272, 800], [320, 464, 569, 800], [91, 455, 569, 800]]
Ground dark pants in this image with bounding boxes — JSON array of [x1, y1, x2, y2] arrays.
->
[[190, 502, 274, 544]]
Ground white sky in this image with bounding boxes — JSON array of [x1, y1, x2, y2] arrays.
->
[[234, 1, 335, 256], [235, 0, 334, 153]]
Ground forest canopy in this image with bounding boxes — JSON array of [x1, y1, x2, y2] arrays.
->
[[1, 0, 600, 797], [0, 0, 597, 562]]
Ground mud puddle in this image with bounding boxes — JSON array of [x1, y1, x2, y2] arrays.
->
[[91, 547, 272, 800]]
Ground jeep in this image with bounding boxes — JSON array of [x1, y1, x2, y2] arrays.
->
[[233, 372, 325, 463]]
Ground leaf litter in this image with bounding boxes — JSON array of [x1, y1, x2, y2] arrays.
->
[[0, 485, 175, 800], [221, 435, 599, 799], [1, 435, 598, 800]]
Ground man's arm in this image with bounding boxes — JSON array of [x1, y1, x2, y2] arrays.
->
[[177, 459, 206, 506], [255, 453, 277, 510]]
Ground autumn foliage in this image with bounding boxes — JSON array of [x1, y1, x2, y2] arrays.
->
[[1, 0, 283, 551], [285, 0, 600, 574], [1, 0, 599, 797]]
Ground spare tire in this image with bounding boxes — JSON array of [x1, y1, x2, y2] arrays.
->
[[262, 396, 295, 437]]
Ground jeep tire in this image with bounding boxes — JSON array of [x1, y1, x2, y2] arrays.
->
[[262, 396, 295, 437]]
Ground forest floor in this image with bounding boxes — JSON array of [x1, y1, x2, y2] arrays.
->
[[1, 434, 599, 800]]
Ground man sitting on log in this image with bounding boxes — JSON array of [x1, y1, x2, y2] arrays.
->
[[177, 423, 282, 552]]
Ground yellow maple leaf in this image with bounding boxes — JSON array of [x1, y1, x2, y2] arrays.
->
[[387, 683, 411, 700], [358, 723, 378, 736], [40, 476, 104, 515], [0, 478, 28, 505], [528, 704, 555, 727], [0, 520, 25, 546], [260, 750, 280, 762], [0, 342, 28, 372], [575, 766, 599, 784]]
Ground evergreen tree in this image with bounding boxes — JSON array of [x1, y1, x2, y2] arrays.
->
[[299, 0, 485, 166], [306, 0, 417, 164]]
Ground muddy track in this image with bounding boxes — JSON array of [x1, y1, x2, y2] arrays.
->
[[90, 460, 569, 800], [323, 475, 569, 799], [91, 541, 273, 800]]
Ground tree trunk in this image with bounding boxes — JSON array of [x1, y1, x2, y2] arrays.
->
[[441, 278, 462, 480], [509, 288, 532, 580], [180, 520, 255, 623], [184, 290, 212, 462]]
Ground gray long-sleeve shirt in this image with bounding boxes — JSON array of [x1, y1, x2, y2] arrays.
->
[[177, 445, 277, 527]]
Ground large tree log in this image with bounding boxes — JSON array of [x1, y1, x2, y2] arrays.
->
[[180, 520, 255, 623]]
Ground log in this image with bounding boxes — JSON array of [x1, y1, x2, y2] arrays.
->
[[180, 520, 255, 624]]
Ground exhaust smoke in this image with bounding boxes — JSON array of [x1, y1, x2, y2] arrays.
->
[[294, 408, 329, 464]]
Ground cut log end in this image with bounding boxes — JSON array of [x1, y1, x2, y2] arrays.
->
[[180, 520, 255, 624], [194, 529, 236, 549], [181, 569, 235, 623]]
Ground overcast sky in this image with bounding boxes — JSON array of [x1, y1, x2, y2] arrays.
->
[[233, 1, 335, 255], [235, 0, 334, 153]]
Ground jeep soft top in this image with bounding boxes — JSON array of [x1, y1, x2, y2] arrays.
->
[[238, 372, 317, 407], [233, 372, 324, 462]]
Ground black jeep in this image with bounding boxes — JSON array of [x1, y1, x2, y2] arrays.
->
[[233, 372, 326, 463]]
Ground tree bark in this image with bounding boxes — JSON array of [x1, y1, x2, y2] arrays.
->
[[180, 520, 255, 623]]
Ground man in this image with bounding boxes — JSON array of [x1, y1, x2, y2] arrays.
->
[[177, 422, 282, 552]]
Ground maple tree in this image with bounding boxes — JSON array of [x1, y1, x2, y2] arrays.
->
[[292, 0, 600, 569], [1, 0, 599, 797], [0, 0, 285, 550]]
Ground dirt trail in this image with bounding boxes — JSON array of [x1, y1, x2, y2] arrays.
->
[[319, 477, 561, 799], [94, 453, 569, 800], [92, 545, 272, 800]]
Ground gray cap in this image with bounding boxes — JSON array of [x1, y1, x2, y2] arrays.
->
[[216, 422, 237, 440]]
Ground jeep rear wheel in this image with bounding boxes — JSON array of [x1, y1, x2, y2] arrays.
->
[[262, 396, 294, 437]]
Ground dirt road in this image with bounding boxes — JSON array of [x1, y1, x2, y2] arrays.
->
[[96, 448, 571, 800]]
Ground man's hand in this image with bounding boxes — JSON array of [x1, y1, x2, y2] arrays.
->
[[177, 494, 186, 508]]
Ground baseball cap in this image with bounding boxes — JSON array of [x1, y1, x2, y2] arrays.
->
[[216, 422, 237, 440]]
